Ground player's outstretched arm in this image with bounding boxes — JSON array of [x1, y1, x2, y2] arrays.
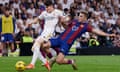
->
[[92, 28, 116, 37], [29, 17, 39, 24], [60, 15, 71, 29]]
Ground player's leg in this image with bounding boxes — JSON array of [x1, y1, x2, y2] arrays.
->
[[10, 42, 15, 52], [0, 42, 2, 57], [42, 40, 57, 67], [27, 30, 53, 70], [26, 37, 43, 66], [31, 37, 45, 65], [1, 34, 8, 56], [53, 48, 60, 55], [47, 48, 57, 58], [42, 38, 77, 70], [56, 52, 78, 70], [56, 52, 70, 64], [43, 48, 56, 68], [26, 36, 50, 70], [45, 48, 57, 67], [8, 34, 15, 52], [56, 43, 77, 70], [41, 46, 55, 68], [43, 39, 75, 68], [43, 47, 60, 58], [26, 37, 40, 69], [37, 48, 51, 71]]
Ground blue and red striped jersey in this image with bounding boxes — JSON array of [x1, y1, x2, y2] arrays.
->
[[59, 20, 92, 45]]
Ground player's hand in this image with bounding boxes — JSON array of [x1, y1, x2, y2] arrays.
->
[[28, 23, 32, 25], [109, 34, 116, 37], [27, 21, 33, 25], [64, 16, 70, 22], [63, 16, 71, 22]]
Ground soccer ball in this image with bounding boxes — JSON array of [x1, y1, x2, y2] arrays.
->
[[15, 61, 26, 71]]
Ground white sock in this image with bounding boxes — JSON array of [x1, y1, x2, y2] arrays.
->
[[37, 47, 47, 64], [30, 47, 39, 65], [31, 44, 47, 65]]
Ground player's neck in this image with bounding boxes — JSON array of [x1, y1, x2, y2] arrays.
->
[[49, 8, 54, 13]]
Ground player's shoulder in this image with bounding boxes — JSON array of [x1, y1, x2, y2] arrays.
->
[[68, 19, 78, 26], [54, 9, 63, 13], [41, 10, 47, 14], [54, 9, 61, 11], [72, 19, 78, 23]]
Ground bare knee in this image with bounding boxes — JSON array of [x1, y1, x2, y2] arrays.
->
[[35, 37, 43, 44]]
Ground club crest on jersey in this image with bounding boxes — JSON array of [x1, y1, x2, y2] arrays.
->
[[72, 26, 79, 31], [72, 25, 84, 31]]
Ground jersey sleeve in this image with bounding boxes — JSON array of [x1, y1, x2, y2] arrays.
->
[[57, 9, 64, 17], [87, 24, 93, 32], [38, 11, 45, 20]]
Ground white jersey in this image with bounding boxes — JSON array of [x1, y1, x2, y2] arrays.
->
[[38, 9, 63, 40]]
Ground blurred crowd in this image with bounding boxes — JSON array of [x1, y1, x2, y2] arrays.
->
[[0, 0, 120, 56]]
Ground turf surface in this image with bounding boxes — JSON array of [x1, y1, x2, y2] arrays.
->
[[0, 55, 120, 72]]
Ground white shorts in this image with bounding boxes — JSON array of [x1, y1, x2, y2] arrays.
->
[[37, 29, 54, 41]]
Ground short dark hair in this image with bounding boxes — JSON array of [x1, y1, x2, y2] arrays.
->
[[44, 0, 53, 7], [5, 7, 10, 11], [3, 7, 10, 13], [80, 10, 89, 18]]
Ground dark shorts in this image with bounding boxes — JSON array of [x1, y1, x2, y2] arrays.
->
[[1, 33, 14, 43], [49, 38, 70, 55]]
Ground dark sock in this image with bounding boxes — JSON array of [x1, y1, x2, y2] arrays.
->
[[47, 53, 53, 58], [40, 48, 46, 58], [54, 48, 60, 55], [0, 49, 2, 53], [67, 60, 73, 64]]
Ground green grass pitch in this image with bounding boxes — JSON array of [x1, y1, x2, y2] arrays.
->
[[0, 56, 120, 72]]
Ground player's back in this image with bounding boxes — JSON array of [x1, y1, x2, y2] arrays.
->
[[60, 20, 89, 45]]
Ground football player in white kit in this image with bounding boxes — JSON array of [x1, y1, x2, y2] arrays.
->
[[26, 0, 65, 71]]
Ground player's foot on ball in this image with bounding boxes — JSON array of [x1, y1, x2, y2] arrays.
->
[[49, 57, 56, 67], [44, 60, 51, 71], [26, 64, 34, 69], [71, 59, 78, 70]]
